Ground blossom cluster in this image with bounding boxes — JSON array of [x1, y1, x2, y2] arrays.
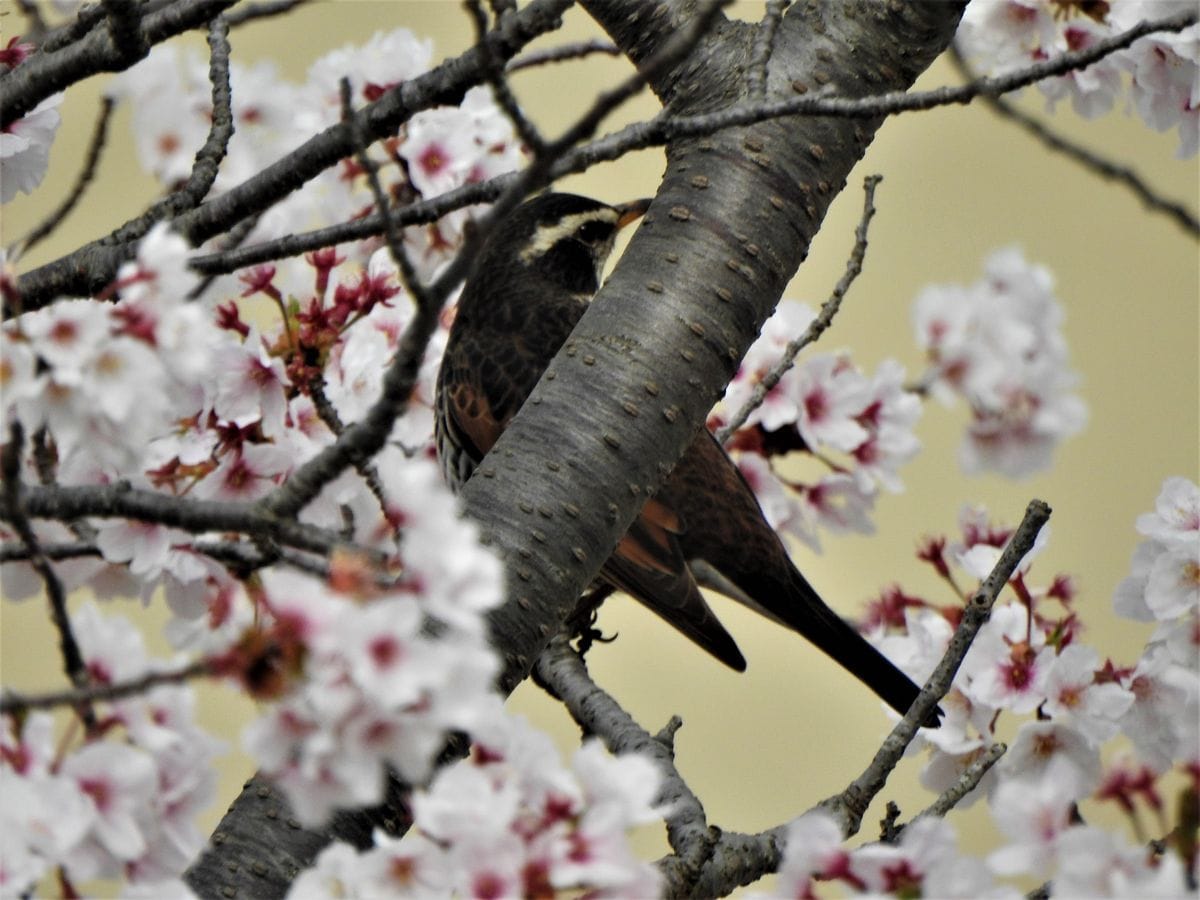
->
[[800, 477, 1198, 897], [2, 25, 531, 894], [957, 0, 1200, 157], [1, 604, 221, 896], [107, 31, 525, 282], [291, 711, 665, 899], [716, 302, 924, 551], [240, 497, 504, 827], [912, 246, 1087, 477]]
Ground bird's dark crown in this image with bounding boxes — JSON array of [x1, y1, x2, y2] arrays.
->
[[473, 193, 623, 296]]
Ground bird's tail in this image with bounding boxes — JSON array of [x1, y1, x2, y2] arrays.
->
[[747, 565, 941, 727]]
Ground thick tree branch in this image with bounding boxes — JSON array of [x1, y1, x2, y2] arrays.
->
[[5, 482, 371, 559], [466, 0, 965, 694], [533, 637, 716, 886], [1, 0, 238, 127]]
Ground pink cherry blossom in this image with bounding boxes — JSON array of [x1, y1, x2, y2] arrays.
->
[[1, 93, 63, 203], [1042, 645, 1135, 743], [988, 756, 1079, 877]]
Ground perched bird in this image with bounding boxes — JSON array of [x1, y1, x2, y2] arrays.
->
[[436, 192, 938, 726]]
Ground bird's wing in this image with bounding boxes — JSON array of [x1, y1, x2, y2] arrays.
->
[[602, 498, 747, 672]]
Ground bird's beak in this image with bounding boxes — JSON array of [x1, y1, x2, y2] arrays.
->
[[615, 198, 652, 230]]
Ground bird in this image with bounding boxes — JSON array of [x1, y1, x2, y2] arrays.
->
[[435, 192, 939, 727]]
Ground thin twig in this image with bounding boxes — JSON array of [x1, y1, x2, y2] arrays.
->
[[915, 742, 1007, 821], [0, 540, 100, 563], [12, 97, 116, 258], [186, 211, 263, 301], [822, 499, 1052, 837], [505, 38, 621, 72], [224, 0, 311, 27], [716, 174, 882, 444], [104, 14, 235, 248], [337, 77, 433, 313], [188, 178, 511, 276], [949, 43, 1199, 238], [747, 0, 787, 100], [465, 0, 546, 155], [1, 423, 95, 727], [0, 658, 212, 716], [667, 11, 1198, 140], [6, 481, 381, 561], [305, 346, 392, 522]]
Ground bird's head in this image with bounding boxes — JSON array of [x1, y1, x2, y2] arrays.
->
[[474, 193, 651, 297]]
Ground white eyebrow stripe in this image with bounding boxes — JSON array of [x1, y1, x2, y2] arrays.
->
[[518, 209, 619, 264]]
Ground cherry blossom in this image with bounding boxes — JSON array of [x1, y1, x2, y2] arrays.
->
[[851, 817, 1017, 899], [1118, 643, 1198, 773], [240, 467, 503, 827], [987, 755, 1080, 877], [285, 712, 664, 899], [0, 93, 63, 203], [958, 0, 1199, 157], [1052, 825, 1191, 898], [774, 809, 860, 897], [913, 246, 1086, 477], [719, 301, 923, 547], [1041, 644, 1135, 743]]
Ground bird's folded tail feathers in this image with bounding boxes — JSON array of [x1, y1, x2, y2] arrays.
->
[[777, 566, 942, 727]]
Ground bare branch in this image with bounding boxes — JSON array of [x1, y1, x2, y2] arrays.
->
[[948, 43, 1200, 238], [534, 637, 717, 886], [106, 14, 235, 245], [0, 658, 212, 716], [466, 0, 547, 155], [505, 38, 620, 72], [1, 424, 94, 725], [10, 96, 116, 258], [224, 0, 312, 28], [823, 499, 1052, 837], [716, 174, 882, 443], [6, 481, 377, 560], [747, 0, 787, 100], [915, 741, 1007, 821], [1, 0, 238, 127]]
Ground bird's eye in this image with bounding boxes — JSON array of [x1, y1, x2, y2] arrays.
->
[[576, 220, 612, 244]]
